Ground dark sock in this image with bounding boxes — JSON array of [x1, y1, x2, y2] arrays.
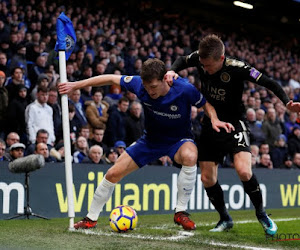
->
[[242, 174, 265, 216], [205, 181, 230, 221]]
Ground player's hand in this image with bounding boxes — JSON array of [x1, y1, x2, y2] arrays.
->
[[58, 82, 76, 95], [164, 70, 179, 86], [286, 100, 300, 115], [211, 120, 235, 133]]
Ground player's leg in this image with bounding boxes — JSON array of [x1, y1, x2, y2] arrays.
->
[[74, 152, 139, 229], [234, 151, 277, 236], [200, 161, 233, 232], [173, 141, 198, 230]]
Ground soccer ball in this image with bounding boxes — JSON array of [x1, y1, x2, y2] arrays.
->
[[109, 205, 138, 233]]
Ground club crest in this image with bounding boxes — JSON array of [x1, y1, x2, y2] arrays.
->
[[220, 72, 230, 82], [66, 35, 75, 53], [170, 105, 178, 111]]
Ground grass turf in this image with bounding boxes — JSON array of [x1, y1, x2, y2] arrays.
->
[[0, 208, 299, 250]]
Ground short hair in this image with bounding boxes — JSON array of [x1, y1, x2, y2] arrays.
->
[[0, 138, 6, 147], [140, 58, 166, 83], [37, 85, 49, 93], [118, 97, 129, 105], [36, 129, 49, 137], [198, 34, 225, 60]]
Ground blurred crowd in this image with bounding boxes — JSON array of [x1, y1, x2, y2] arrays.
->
[[0, 0, 300, 169]]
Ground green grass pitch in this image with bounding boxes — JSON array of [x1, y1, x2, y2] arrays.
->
[[0, 208, 299, 249]]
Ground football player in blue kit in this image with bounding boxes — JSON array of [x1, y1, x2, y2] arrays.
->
[[165, 34, 300, 236], [58, 58, 234, 230]]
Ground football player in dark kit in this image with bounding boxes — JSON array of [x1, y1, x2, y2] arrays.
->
[[165, 34, 300, 236]]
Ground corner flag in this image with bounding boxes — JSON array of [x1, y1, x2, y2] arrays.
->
[[55, 12, 76, 229], [55, 12, 76, 60]]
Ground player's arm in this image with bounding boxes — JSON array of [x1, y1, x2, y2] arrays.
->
[[203, 101, 235, 133], [257, 75, 300, 113], [58, 74, 122, 95], [165, 51, 199, 85]]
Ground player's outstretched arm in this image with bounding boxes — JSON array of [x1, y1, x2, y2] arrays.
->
[[58, 75, 122, 95], [203, 102, 235, 133]]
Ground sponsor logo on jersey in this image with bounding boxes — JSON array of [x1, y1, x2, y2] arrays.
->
[[124, 76, 133, 83], [250, 68, 262, 80], [170, 105, 178, 111], [220, 72, 230, 82]]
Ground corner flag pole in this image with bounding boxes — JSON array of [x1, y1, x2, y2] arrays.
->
[[55, 12, 77, 229]]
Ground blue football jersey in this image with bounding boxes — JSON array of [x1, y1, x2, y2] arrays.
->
[[120, 75, 206, 143]]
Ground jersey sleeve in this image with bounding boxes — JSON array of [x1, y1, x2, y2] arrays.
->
[[120, 75, 143, 95], [171, 51, 200, 72], [238, 64, 290, 105], [178, 79, 206, 108]]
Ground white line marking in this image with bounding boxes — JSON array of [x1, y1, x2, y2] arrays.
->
[[75, 229, 194, 241], [71, 217, 299, 250], [204, 240, 277, 250]]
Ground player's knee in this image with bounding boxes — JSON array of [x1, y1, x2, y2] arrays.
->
[[106, 168, 121, 183], [181, 151, 197, 166], [201, 173, 216, 186], [238, 170, 252, 181]]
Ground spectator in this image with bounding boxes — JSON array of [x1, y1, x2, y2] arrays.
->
[[47, 87, 62, 143], [0, 139, 7, 161], [88, 127, 108, 153], [82, 145, 104, 164], [25, 86, 55, 145], [124, 101, 144, 146], [50, 141, 65, 162], [5, 66, 31, 100], [104, 97, 129, 147], [259, 143, 270, 155], [270, 134, 289, 168], [257, 153, 273, 169], [30, 73, 50, 101], [250, 145, 260, 168], [114, 140, 126, 156], [78, 125, 90, 140], [261, 108, 282, 150], [255, 109, 265, 127], [246, 108, 265, 146], [0, 52, 8, 76], [35, 142, 56, 162], [25, 129, 53, 156], [103, 84, 123, 107], [6, 84, 29, 144], [73, 136, 89, 163], [287, 126, 300, 157], [5, 132, 20, 153], [290, 153, 300, 169], [5, 142, 25, 162], [9, 43, 28, 76], [85, 87, 109, 131], [103, 147, 118, 165], [284, 112, 299, 138], [0, 70, 8, 138], [68, 89, 88, 130]]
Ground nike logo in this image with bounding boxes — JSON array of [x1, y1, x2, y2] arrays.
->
[[183, 188, 193, 191], [143, 102, 152, 106], [268, 220, 277, 232]]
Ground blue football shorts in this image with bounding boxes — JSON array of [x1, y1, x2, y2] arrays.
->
[[126, 136, 195, 168]]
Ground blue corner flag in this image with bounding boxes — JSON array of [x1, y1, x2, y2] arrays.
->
[[55, 12, 76, 60]]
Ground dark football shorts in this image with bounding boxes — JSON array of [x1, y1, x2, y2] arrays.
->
[[198, 119, 251, 164]]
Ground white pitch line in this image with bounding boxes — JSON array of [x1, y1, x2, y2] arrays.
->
[[72, 217, 299, 250], [75, 229, 194, 241], [149, 217, 300, 229], [204, 240, 277, 250]]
